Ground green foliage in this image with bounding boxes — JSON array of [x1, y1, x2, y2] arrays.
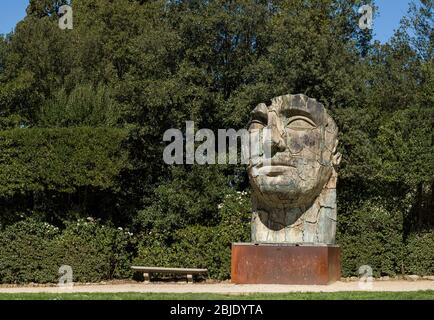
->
[[135, 165, 230, 233], [56, 219, 134, 282], [0, 114, 28, 130], [0, 0, 431, 283], [134, 191, 251, 280], [0, 36, 7, 74], [337, 199, 405, 277], [376, 107, 434, 186], [332, 0, 433, 279], [0, 127, 129, 196], [39, 84, 122, 127], [404, 230, 434, 276], [26, 0, 70, 17], [0, 12, 74, 119], [0, 219, 61, 283], [0, 219, 134, 284]]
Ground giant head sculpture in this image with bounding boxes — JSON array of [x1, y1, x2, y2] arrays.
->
[[248, 94, 341, 244]]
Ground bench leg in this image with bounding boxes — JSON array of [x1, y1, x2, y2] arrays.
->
[[187, 274, 193, 284], [143, 273, 151, 284]]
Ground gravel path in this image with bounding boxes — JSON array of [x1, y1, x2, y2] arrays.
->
[[0, 281, 433, 294]]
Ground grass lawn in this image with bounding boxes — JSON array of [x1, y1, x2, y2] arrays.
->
[[0, 291, 433, 300]]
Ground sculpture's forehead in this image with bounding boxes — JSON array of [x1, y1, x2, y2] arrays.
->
[[270, 94, 326, 126]]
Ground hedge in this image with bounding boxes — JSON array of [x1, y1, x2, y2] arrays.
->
[[0, 127, 130, 196], [404, 230, 434, 276], [0, 192, 432, 283], [0, 219, 134, 284]]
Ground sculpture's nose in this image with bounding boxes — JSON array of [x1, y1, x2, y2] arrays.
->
[[266, 111, 287, 156], [271, 128, 286, 154]]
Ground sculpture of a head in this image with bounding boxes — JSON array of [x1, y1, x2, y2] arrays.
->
[[248, 94, 341, 217]]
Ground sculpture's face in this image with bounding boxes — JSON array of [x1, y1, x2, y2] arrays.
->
[[248, 94, 340, 210]]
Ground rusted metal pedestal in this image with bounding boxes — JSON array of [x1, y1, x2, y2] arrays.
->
[[231, 243, 341, 285]]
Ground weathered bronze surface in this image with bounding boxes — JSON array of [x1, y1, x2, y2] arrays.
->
[[248, 94, 342, 243]]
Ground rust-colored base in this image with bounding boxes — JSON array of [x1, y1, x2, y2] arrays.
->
[[231, 243, 341, 285]]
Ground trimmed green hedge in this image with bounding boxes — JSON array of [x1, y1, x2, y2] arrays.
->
[[404, 230, 434, 276], [0, 220, 61, 283], [0, 127, 129, 196], [0, 219, 134, 284]]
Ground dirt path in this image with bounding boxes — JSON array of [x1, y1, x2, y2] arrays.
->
[[0, 281, 433, 294]]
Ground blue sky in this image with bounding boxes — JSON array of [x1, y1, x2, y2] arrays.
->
[[0, 0, 412, 43]]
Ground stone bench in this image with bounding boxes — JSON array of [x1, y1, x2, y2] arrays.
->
[[131, 266, 208, 283]]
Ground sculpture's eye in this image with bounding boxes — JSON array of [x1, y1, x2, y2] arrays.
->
[[286, 116, 316, 131], [286, 116, 317, 154], [249, 121, 265, 131]]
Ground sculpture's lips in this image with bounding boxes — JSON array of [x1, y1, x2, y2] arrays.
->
[[256, 165, 295, 177], [251, 158, 298, 168]]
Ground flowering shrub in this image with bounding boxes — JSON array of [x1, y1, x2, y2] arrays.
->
[[0, 218, 134, 284], [56, 219, 135, 282]]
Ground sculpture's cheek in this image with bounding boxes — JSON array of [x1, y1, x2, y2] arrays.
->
[[289, 135, 304, 154], [287, 129, 321, 156]]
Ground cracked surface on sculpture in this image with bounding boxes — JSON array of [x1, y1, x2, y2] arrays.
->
[[248, 94, 342, 244]]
